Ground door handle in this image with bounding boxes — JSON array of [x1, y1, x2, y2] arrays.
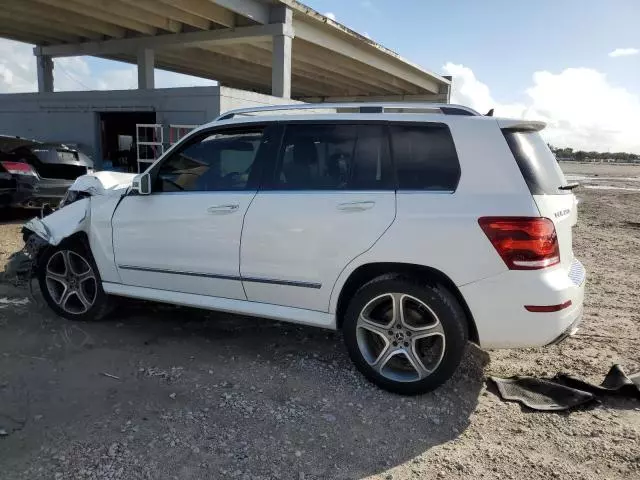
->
[[207, 204, 239, 214], [337, 201, 375, 212]]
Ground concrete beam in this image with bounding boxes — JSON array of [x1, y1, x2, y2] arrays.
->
[[211, 0, 269, 24], [31, 0, 143, 37], [37, 55, 54, 93], [0, 11, 82, 44], [249, 42, 399, 95], [10, 0, 126, 39], [300, 94, 451, 103], [0, 8, 101, 42], [292, 41, 416, 95], [35, 23, 292, 57], [137, 49, 155, 90], [158, 0, 234, 28], [206, 44, 383, 96], [294, 19, 443, 94], [120, 0, 211, 30], [71, 0, 182, 33]]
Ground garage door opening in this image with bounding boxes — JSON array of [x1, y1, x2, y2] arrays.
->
[[99, 111, 156, 172]]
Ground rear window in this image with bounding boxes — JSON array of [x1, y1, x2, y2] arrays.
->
[[503, 130, 570, 195], [389, 124, 461, 191]]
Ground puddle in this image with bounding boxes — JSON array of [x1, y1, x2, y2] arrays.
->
[[582, 185, 640, 192]]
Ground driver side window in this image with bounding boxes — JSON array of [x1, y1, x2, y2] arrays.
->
[[154, 127, 265, 192]]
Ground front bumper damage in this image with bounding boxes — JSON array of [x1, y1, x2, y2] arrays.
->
[[4, 171, 134, 285], [3, 199, 91, 286]]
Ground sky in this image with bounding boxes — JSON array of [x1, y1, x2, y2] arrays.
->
[[0, 0, 639, 153]]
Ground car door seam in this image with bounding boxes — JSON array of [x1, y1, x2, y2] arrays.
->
[[326, 190, 398, 313], [238, 189, 259, 299]]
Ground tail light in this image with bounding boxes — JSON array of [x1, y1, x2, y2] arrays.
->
[[478, 217, 560, 270], [1, 161, 36, 176]]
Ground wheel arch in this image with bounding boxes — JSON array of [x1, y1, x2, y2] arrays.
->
[[334, 262, 480, 344]]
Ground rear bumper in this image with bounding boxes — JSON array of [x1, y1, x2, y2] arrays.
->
[[12, 176, 73, 208], [460, 259, 586, 349]]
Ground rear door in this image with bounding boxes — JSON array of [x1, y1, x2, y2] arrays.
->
[[240, 122, 396, 312], [501, 124, 577, 269]]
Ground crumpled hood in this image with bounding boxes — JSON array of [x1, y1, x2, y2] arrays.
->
[[69, 171, 137, 196]]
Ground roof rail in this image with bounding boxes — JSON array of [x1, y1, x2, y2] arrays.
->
[[216, 103, 480, 121]]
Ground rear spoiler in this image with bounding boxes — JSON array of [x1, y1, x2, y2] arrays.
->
[[497, 119, 546, 132]]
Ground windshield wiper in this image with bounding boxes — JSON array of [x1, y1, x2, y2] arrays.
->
[[559, 183, 579, 191]]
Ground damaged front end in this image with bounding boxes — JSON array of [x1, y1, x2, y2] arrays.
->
[[4, 198, 92, 286], [4, 170, 136, 285]]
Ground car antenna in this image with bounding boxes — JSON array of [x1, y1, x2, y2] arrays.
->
[[485, 108, 494, 117]]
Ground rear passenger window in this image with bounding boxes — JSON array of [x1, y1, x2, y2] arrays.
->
[[271, 123, 392, 190], [390, 125, 460, 191]]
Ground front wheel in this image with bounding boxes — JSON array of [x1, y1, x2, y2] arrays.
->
[[343, 275, 468, 395], [37, 241, 111, 321]]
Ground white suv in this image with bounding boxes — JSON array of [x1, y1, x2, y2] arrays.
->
[[24, 103, 585, 395]]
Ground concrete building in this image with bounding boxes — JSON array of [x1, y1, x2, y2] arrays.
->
[[0, 0, 452, 169]]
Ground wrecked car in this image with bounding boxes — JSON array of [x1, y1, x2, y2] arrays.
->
[[19, 103, 586, 395], [0, 135, 94, 210]]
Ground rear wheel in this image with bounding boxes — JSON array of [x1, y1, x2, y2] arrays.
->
[[343, 275, 468, 395], [37, 241, 111, 321]]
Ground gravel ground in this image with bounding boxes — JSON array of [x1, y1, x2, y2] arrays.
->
[[0, 163, 638, 480]]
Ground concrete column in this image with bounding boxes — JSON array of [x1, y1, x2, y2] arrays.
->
[[270, 6, 292, 98], [272, 35, 292, 98], [442, 75, 452, 103], [137, 48, 155, 90], [36, 55, 54, 93]]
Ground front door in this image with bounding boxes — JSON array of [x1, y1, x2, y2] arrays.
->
[[112, 123, 273, 300], [240, 122, 397, 312]]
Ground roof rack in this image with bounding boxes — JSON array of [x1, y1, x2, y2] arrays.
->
[[216, 103, 480, 121]]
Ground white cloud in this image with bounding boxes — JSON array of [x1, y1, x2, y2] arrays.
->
[[0, 38, 214, 93], [608, 48, 639, 58], [0, 39, 39, 93], [324, 12, 336, 21], [443, 62, 640, 153]]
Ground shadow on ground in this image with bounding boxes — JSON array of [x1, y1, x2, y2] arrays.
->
[[0, 283, 488, 479]]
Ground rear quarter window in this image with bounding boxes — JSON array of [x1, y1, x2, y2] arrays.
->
[[389, 124, 461, 191], [503, 130, 570, 195]]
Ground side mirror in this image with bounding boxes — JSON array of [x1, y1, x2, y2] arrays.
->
[[132, 173, 152, 195]]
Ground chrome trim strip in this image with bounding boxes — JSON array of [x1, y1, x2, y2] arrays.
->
[[242, 276, 322, 289], [117, 265, 322, 289], [118, 264, 239, 281]]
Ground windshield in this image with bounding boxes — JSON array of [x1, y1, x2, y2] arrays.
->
[[503, 130, 570, 195]]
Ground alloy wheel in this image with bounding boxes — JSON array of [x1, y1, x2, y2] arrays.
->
[[356, 293, 446, 382], [45, 250, 97, 315]]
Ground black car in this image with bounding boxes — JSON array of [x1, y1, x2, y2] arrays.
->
[[0, 160, 16, 207], [0, 136, 94, 209]]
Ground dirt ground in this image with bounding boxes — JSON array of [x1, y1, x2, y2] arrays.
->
[[0, 162, 638, 480]]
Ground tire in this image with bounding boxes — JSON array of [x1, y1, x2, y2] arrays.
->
[[342, 274, 468, 395], [37, 240, 111, 321]]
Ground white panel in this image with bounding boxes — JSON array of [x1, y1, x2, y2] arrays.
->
[[460, 261, 585, 348], [241, 191, 396, 312], [112, 191, 256, 300]]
